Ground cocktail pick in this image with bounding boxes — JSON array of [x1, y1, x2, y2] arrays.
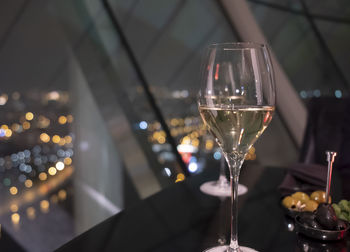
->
[[325, 151, 337, 204]]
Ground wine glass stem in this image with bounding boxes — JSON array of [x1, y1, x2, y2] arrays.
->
[[226, 154, 244, 252]]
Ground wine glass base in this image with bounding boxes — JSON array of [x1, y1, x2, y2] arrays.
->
[[204, 245, 258, 252], [200, 181, 248, 197]]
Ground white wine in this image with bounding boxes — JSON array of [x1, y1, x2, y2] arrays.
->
[[199, 106, 274, 154]]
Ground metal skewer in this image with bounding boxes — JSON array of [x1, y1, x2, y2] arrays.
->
[[325, 151, 337, 204]]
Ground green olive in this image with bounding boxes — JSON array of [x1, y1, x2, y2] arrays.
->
[[310, 190, 331, 203], [291, 192, 310, 203], [282, 196, 299, 209], [303, 200, 319, 212]]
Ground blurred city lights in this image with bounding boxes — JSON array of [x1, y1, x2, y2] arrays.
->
[[335, 90, 342, 98], [63, 157, 72, 165], [26, 207, 36, 220], [48, 167, 57, 176], [58, 116, 67, 124], [47, 91, 60, 100], [40, 200, 49, 213], [67, 115, 74, 123], [22, 121, 30, 130], [10, 204, 18, 212], [213, 151, 222, 160], [0, 94, 8, 105], [9, 186, 18, 195], [188, 162, 198, 173], [56, 161, 65, 171], [25, 179, 33, 188], [52, 135, 60, 143], [40, 133, 50, 143], [58, 189, 67, 200], [11, 213, 20, 225], [39, 172, 47, 181], [139, 121, 148, 130], [25, 112, 34, 121]]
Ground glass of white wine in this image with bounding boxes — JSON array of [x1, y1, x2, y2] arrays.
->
[[198, 42, 275, 252]]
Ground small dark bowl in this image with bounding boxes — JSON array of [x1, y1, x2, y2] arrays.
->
[[295, 215, 349, 241]]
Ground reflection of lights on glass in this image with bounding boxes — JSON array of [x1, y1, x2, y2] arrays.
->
[[40, 200, 49, 213], [188, 162, 198, 173], [63, 157, 72, 166], [25, 179, 33, 188], [175, 173, 185, 183], [213, 151, 221, 160], [50, 195, 58, 204], [9, 186, 18, 195], [164, 167, 171, 177], [58, 116, 67, 124], [11, 213, 20, 225], [40, 133, 50, 143], [39, 172, 47, 181], [139, 121, 148, 130], [67, 115, 74, 123], [48, 167, 57, 176], [64, 135, 72, 144], [58, 189, 67, 200], [56, 161, 64, 171], [52, 135, 60, 143], [10, 204, 18, 212], [25, 112, 34, 121], [1, 125, 8, 130], [26, 207, 35, 220], [22, 121, 30, 130], [0, 94, 8, 105]]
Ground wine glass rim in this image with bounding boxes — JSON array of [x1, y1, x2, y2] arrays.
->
[[208, 42, 267, 49]]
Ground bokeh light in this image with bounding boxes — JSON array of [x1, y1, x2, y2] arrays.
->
[[25, 112, 34, 121], [9, 186, 18, 195], [39, 172, 47, 181]]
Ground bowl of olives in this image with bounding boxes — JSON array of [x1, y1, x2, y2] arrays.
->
[[295, 203, 349, 241], [281, 191, 330, 217]]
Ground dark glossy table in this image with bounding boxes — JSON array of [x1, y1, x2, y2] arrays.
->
[[56, 167, 350, 252]]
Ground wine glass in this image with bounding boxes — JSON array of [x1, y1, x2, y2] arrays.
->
[[198, 42, 275, 252], [200, 152, 247, 197]]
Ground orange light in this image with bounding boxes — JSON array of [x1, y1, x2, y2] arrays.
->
[[175, 173, 185, 183], [58, 116, 67, 124], [22, 121, 30, 130], [52, 135, 60, 143], [38, 172, 47, 181], [5, 129, 12, 137], [63, 157, 72, 165], [40, 133, 50, 143], [58, 190, 67, 200], [26, 207, 35, 220], [10, 204, 18, 212], [11, 213, 20, 224], [9, 186, 18, 195], [40, 200, 49, 213], [67, 115, 74, 123], [64, 135, 72, 144], [48, 167, 57, 176], [24, 179, 33, 188], [25, 112, 34, 121]]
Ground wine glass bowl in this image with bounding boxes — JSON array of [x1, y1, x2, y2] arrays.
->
[[198, 42, 275, 252]]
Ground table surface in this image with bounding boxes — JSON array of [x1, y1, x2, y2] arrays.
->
[[55, 166, 350, 252]]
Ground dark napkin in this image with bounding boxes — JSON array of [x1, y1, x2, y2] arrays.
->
[[279, 163, 327, 196]]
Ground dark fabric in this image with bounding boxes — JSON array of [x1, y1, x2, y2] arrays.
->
[[279, 163, 327, 195]]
